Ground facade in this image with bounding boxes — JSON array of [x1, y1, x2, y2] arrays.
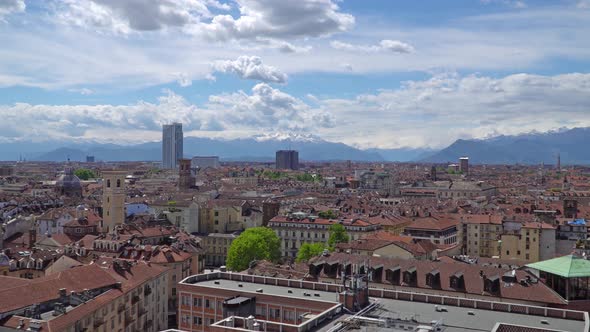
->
[[275, 150, 299, 170], [0, 261, 169, 332], [268, 213, 380, 258], [462, 215, 556, 262], [191, 156, 220, 170], [179, 159, 194, 189], [199, 233, 237, 266], [163, 123, 184, 169], [101, 170, 127, 233], [403, 216, 459, 245], [459, 156, 469, 174]]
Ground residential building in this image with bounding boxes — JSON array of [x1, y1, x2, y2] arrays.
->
[[198, 233, 237, 266], [459, 156, 469, 174], [163, 123, 183, 169], [0, 260, 169, 332], [268, 213, 380, 258], [403, 215, 459, 245], [275, 150, 299, 170]]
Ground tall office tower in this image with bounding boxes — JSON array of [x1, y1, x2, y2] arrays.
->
[[178, 158, 194, 189], [557, 153, 561, 171], [162, 123, 183, 169], [101, 170, 126, 233], [459, 156, 469, 175], [275, 150, 299, 170]]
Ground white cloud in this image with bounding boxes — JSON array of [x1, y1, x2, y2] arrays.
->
[[330, 39, 414, 53], [176, 73, 192, 87], [207, 83, 333, 130], [196, 0, 354, 41], [68, 88, 94, 95], [0, 0, 25, 20], [212, 56, 287, 83], [54, 0, 223, 34], [0, 84, 332, 142], [316, 72, 590, 149]]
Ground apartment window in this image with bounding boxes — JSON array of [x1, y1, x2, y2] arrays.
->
[[270, 308, 281, 319], [506, 250, 510, 255], [193, 298, 202, 307], [205, 299, 210, 308], [214, 211, 219, 216], [193, 317, 202, 325], [256, 306, 266, 316], [526, 254, 530, 260], [517, 250, 521, 255]]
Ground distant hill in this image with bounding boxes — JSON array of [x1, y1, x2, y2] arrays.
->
[[29, 135, 385, 162], [421, 127, 590, 165]]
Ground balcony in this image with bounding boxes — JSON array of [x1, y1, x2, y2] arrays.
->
[[145, 319, 153, 329], [138, 306, 148, 316], [117, 303, 126, 313], [144, 286, 152, 296], [132, 294, 140, 305], [125, 313, 135, 327], [93, 317, 104, 328]]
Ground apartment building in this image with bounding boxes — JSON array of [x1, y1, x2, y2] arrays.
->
[[200, 200, 263, 234], [198, 233, 238, 267], [268, 213, 381, 258], [461, 215, 556, 262], [0, 260, 169, 332]]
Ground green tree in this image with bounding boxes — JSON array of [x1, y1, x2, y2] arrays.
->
[[226, 227, 281, 271], [318, 210, 338, 219], [74, 168, 96, 180], [328, 223, 349, 250], [296, 243, 325, 262]]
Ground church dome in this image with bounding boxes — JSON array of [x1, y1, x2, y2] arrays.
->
[[56, 167, 83, 197]]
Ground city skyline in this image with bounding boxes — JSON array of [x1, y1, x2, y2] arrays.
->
[[0, 1, 589, 149]]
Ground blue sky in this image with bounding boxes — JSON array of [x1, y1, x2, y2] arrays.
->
[[0, 0, 589, 148]]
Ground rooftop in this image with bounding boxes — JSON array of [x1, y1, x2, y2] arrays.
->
[[526, 255, 590, 278]]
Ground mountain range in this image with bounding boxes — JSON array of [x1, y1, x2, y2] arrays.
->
[[422, 127, 590, 165], [3, 127, 590, 164]]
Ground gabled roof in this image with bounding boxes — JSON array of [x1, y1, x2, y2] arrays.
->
[[526, 255, 590, 278]]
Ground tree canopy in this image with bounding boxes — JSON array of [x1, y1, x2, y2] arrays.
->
[[328, 223, 349, 250], [318, 209, 338, 219], [74, 168, 95, 180], [226, 227, 281, 271], [296, 243, 325, 262]]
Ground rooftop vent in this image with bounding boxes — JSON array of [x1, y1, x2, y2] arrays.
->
[[288, 289, 293, 294], [467, 311, 475, 316], [238, 284, 243, 287], [303, 292, 311, 297], [314, 293, 321, 297], [256, 288, 263, 293], [214, 281, 220, 285]]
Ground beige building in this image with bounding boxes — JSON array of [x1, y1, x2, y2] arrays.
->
[[198, 233, 237, 266], [200, 200, 263, 234], [461, 215, 556, 262], [101, 170, 127, 233], [269, 212, 380, 258]]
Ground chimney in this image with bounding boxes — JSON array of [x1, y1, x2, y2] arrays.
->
[[59, 288, 67, 298]]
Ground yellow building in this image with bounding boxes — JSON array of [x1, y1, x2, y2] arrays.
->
[[101, 170, 127, 233]]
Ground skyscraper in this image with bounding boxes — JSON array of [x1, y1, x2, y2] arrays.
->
[[162, 123, 183, 169], [459, 156, 469, 175], [275, 150, 299, 170]]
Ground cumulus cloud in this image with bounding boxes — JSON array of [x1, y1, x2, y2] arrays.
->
[[54, 0, 225, 34], [0, 0, 25, 19], [317, 72, 590, 149], [330, 39, 415, 53], [197, 0, 354, 41], [0, 84, 332, 142], [212, 56, 287, 83], [208, 83, 333, 130]]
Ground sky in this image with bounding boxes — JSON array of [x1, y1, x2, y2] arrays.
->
[[0, 0, 589, 149]]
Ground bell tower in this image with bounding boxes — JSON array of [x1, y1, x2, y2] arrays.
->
[[101, 170, 127, 233], [178, 158, 193, 189]]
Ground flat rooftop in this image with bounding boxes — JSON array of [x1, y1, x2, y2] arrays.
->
[[363, 298, 586, 332], [192, 278, 340, 303]]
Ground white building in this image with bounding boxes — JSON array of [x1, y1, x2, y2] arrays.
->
[[162, 122, 183, 169]]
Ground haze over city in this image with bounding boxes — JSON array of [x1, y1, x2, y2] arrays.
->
[[1, 2, 590, 332]]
